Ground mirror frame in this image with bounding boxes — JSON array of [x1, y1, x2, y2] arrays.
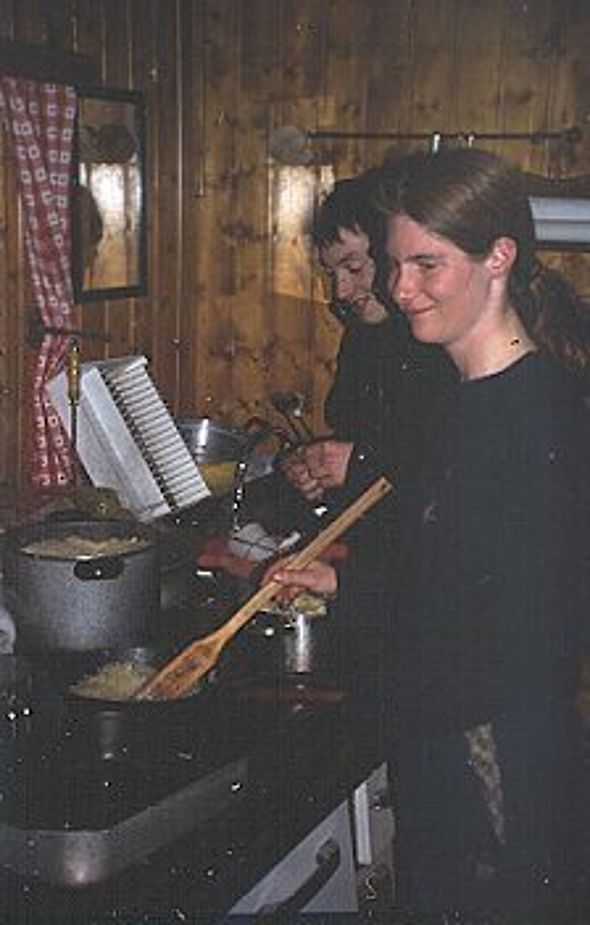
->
[[71, 85, 147, 302]]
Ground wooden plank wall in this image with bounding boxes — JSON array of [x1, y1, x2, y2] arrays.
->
[[0, 0, 588, 487]]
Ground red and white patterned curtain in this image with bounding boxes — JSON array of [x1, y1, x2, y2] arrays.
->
[[0, 78, 77, 486]]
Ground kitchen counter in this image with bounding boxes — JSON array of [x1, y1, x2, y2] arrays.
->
[[0, 669, 386, 925]]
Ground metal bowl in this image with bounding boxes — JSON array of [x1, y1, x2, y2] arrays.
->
[[176, 417, 247, 465]]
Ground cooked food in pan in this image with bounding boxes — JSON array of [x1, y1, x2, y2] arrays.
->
[[70, 660, 158, 701], [261, 591, 327, 618], [70, 658, 205, 701], [22, 534, 151, 559]]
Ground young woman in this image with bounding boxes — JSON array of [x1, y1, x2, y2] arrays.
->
[[267, 149, 590, 923]]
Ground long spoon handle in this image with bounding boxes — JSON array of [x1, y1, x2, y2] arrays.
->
[[217, 474, 393, 642], [135, 474, 393, 700]]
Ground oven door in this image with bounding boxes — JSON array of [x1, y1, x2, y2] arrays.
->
[[227, 799, 358, 918]]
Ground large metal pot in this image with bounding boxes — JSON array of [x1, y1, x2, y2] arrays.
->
[[3, 520, 160, 652]]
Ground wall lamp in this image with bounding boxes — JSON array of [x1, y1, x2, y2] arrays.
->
[[529, 196, 590, 249]]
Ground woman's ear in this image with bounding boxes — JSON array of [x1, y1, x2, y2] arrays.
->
[[485, 236, 517, 276]]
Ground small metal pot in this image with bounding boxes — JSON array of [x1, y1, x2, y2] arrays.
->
[[4, 520, 160, 652], [243, 608, 335, 678]]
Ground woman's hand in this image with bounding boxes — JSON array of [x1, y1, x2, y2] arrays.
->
[[261, 555, 338, 604], [280, 440, 354, 501]]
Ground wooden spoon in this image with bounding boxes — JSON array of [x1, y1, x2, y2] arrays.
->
[[134, 475, 393, 701]]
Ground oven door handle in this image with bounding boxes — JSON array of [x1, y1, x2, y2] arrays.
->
[[255, 837, 341, 922]]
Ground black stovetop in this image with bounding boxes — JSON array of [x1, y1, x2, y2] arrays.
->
[[0, 669, 367, 925]]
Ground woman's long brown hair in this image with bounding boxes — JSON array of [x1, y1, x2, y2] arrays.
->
[[378, 148, 590, 386]]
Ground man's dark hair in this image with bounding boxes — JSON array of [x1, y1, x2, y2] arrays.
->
[[312, 168, 386, 259]]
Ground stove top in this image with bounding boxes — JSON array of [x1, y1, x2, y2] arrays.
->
[[0, 676, 364, 925], [0, 676, 346, 889], [0, 750, 248, 888]]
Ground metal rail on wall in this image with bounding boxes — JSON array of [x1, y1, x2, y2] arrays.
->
[[269, 124, 582, 163], [268, 124, 590, 251], [309, 126, 582, 149]]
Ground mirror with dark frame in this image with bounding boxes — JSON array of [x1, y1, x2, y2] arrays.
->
[[72, 86, 147, 302]]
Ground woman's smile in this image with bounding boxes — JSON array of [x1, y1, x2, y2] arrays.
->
[[386, 214, 493, 351]]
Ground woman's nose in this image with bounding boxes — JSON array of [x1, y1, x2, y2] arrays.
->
[[333, 273, 351, 299], [390, 264, 413, 303]]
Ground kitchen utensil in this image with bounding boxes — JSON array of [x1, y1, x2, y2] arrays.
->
[[3, 520, 160, 652], [134, 475, 393, 700], [271, 392, 315, 443]]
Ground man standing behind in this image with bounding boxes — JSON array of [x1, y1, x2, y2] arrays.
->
[[280, 168, 454, 506]]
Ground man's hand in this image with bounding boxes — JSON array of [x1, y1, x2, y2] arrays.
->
[[196, 536, 258, 579], [280, 440, 354, 501]]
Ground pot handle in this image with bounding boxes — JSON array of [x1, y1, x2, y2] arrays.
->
[[74, 556, 125, 581]]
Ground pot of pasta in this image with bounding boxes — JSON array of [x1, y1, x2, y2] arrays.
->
[[3, 520, 160, 652]]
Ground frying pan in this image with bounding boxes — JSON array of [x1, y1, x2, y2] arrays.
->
[[33, 645, 222, 762]]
